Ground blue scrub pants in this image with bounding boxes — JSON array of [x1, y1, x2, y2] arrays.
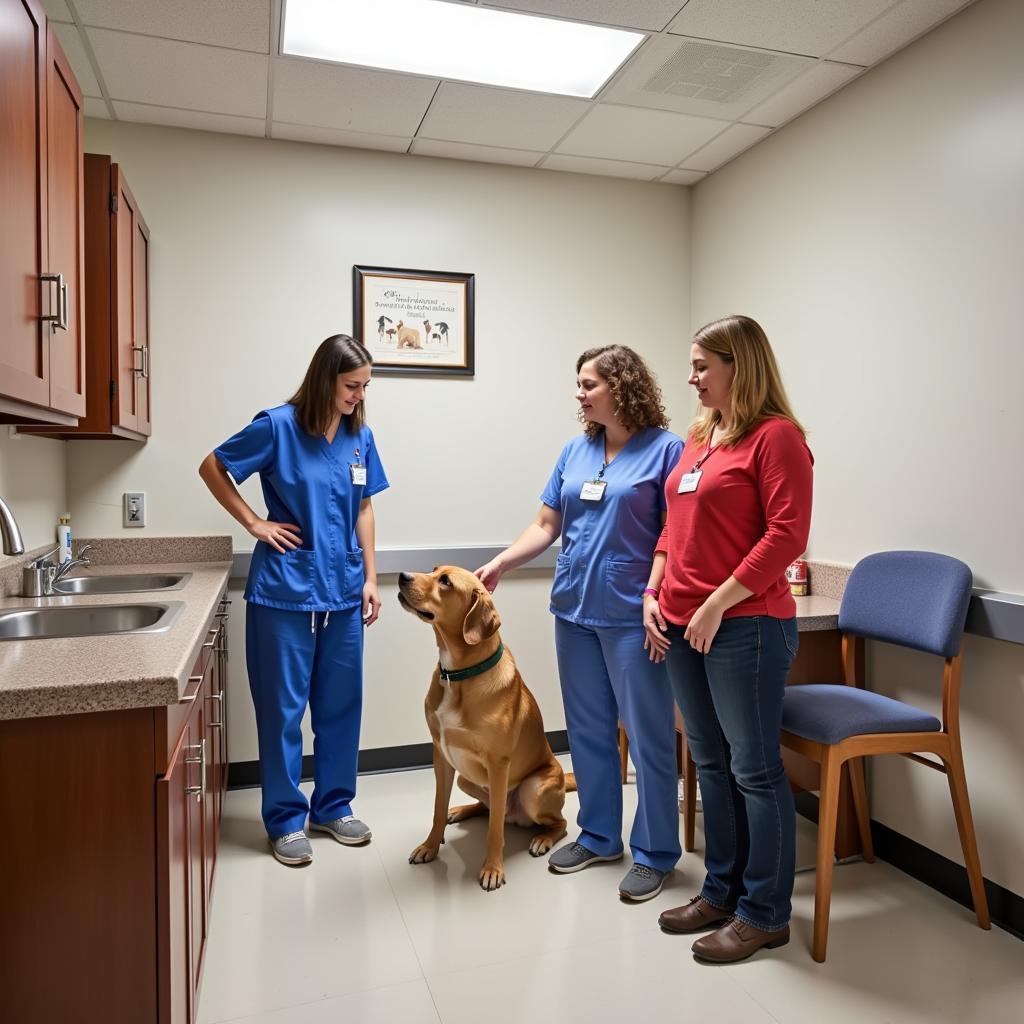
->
[[246, 602, 364, 837], [554, 617, 681, 872]]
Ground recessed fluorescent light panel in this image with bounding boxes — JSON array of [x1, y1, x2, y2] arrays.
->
[[282, 0, 644, 98]]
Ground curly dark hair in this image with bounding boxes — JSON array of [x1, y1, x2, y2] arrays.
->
[[575, 345, 670, 439]]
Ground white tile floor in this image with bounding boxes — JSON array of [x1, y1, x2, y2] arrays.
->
[[198, 758, 1024, 1024]]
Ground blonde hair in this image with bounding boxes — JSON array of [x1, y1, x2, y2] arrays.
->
[[689, 315, 805, 446]]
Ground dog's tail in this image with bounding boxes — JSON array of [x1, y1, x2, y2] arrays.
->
[[563, 771, 578, 793]]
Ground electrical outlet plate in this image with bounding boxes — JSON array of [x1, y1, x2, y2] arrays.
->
[[123, 491, 146, 528]]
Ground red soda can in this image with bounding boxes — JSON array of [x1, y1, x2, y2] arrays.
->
[[786, 559, 808, 597]]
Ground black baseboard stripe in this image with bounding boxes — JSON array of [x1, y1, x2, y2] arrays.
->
[[793, 792, 1022, 941], [227, 730, 571, 791]]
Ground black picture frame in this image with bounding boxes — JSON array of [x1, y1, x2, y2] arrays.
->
[[353, 265, 475, 377]]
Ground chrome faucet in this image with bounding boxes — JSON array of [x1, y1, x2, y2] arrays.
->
[[23, 544, 92, 597], [0, 495, 25, 556]]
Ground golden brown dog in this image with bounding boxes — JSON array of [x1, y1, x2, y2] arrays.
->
[[398, 566, 574, 890]]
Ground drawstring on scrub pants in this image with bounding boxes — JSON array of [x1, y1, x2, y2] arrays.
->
[[310, 611, 331, 633]]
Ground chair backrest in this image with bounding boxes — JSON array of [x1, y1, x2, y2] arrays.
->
[[838, 551, 973, 658]]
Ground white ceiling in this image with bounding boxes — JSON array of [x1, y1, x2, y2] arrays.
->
[[46, 0, 976, 184]]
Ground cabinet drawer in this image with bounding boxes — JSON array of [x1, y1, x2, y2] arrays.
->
[[154, 616, 223, 774]]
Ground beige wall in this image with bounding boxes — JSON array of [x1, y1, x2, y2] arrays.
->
[[688, 0, 1024, 896], [72, 121, 693, 755], [0, 432, 67, 554]]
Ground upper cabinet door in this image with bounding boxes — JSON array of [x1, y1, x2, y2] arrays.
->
[[45, 23, 86, 417], [0, 0, 49, 409], [113, 166, 142, 433], [134, 206, 152, 436]]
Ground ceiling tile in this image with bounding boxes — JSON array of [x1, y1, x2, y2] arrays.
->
[[661, 168, 708, 185], [41, 0, 73, 23], [113, 102, 266, 137], [410, 139, 543, 167], [676, 122, 771, 171], [87, 29, 268, 117], [417, 82, 588, 150], [666, 0, 894, 58], [556, 103, 727, 165], [829, 0, 970, 66], [273, 60, 438, 136], [272, 123, 413, 153], [741, 61, 864, 127], [73, 0, 271, 53], [52, 23, 102, 97], [540, 154, 670, 180], [603, 33, 814, 120], [481, 1, 685, 32], [83, 97, 110, 119]]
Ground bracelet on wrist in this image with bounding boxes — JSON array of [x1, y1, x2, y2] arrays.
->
[[643, 587, 659, 599]]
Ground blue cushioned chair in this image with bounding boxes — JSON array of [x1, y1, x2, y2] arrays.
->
[[780, 551, 991, 962]]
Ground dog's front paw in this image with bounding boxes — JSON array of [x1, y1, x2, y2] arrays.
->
[[478, 863, 506, 891], [409, 842, 441, 864], [528, 835, 556, 857]]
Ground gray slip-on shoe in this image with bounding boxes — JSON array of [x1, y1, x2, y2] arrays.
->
[[310, 815, 372, 846], [617, 863, 668, 902], [548, 841, 624, 874], [270, 831, 313, 865]]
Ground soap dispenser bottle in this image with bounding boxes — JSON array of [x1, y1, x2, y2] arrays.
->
[[57, 514, 72, 564]]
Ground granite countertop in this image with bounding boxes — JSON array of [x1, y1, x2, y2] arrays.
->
[[794, 593, 840, 632], [0, 559, 232, 721]]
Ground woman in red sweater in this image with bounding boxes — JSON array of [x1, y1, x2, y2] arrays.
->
[[643, 315, 813, 964]]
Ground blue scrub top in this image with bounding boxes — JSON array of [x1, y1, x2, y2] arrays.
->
[[541, 427, 683, 627], [215, 403, 389, 612]]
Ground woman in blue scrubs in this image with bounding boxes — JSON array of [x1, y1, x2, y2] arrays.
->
[[476, 345, 683, 901], [199, 335, 388, 866]]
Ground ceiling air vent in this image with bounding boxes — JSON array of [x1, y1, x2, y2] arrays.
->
[[603, 35, 812, 119], [644, 41, 788, 104]]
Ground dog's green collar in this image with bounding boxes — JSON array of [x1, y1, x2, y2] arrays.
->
[[438, 643, 504, 683]]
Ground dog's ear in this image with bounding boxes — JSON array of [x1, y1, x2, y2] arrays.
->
[[462, 589, 501, 645]]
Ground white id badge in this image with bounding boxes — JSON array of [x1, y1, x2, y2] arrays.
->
[[350, 464, 367, 486], [579, 480, 607, 502], [677, 470, 702, 494]]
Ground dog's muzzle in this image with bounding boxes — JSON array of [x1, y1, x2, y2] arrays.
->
[[397, 589, 434, 621]]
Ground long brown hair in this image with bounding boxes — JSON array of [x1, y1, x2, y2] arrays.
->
[[576, 345, 670, 439], [689, 315, 805, 446], [289, 335, 372, 436]]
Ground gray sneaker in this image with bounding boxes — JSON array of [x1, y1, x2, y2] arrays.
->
[[310, 815, 372, 846], [270, 831, 313, 865], [548, 841, 624, 874], [618, 863, 667, 902]]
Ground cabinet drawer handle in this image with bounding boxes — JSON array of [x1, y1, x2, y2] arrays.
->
[[185, 739, 206, 802]]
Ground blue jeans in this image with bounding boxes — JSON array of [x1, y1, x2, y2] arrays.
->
[[664, 615, 797, 931]]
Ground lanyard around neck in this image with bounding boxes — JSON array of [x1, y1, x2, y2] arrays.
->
[[690, 427, 722, 473]]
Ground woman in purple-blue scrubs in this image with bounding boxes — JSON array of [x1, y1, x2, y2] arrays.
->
[[199, 335, 388, 866]]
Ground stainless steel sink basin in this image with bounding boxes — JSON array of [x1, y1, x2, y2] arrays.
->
[[52, 572, 192, 595], [0, 601, 184, 641]]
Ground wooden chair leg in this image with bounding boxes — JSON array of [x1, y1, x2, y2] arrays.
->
[[813, 745, 843, 963], [847, 757, 875, 863], [943, 744, 991, 929], [682, 735, 696, 853], [618, 723, 628, 784]]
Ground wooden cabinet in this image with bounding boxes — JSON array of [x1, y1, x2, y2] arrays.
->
[[21, 155, 153, 440], [0, 0, 85, 426], [0, 593, 230, 1024]]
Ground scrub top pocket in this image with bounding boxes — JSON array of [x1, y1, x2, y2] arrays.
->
[[603, 559, 648, 621], [254, 548, 317, 606], [550, 552, 576, 612], [343, 550, 365, 604]]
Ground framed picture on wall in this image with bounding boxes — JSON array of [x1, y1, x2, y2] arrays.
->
[[353, 265, 475, 376]]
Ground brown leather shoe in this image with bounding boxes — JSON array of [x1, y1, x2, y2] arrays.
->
[[658, 896, 733, 934], [691, 918, 790, 963]]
